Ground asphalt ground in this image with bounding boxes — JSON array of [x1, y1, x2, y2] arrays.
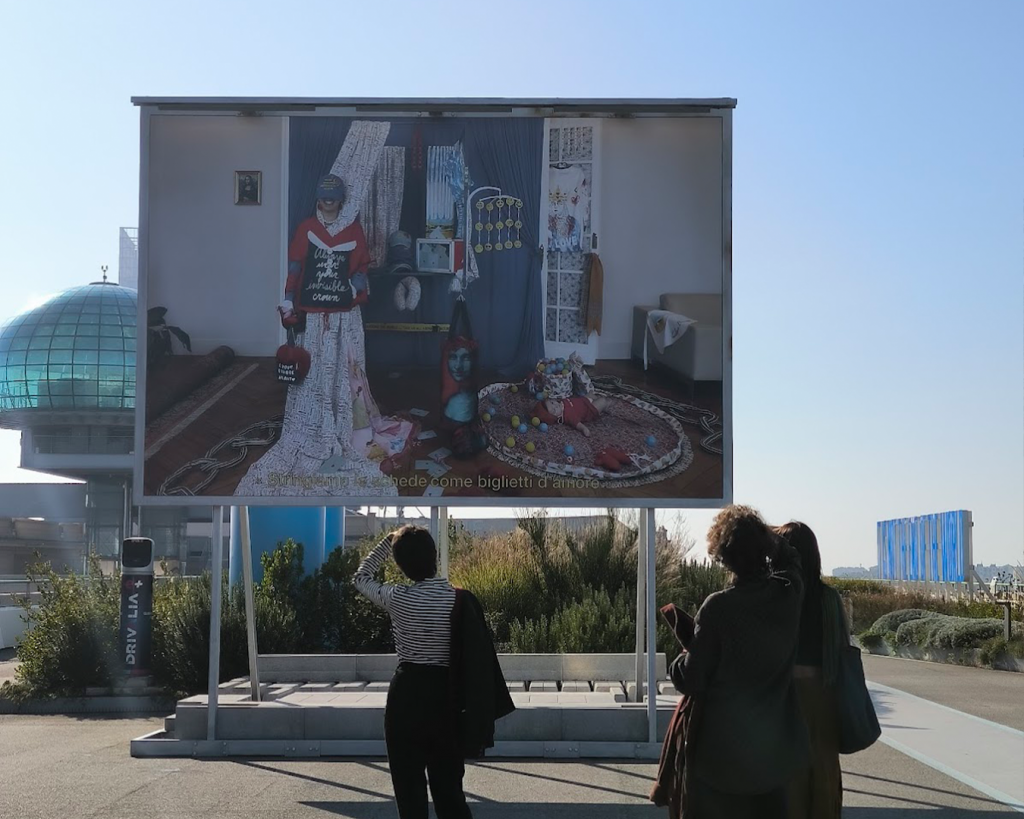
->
[[862, 654, 1024, 732], [0, 711, 1018, 818]]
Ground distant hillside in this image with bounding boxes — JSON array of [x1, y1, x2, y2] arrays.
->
[[831, 566, 877, 579]]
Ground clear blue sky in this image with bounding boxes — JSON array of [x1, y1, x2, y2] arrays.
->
[[0, 1, 1021, 571]]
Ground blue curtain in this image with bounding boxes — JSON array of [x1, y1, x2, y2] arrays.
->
[[287, 117, 544, 379], [463, 118, 545, 379]]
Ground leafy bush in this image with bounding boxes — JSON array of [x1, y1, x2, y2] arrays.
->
[[151, 574, 300, 696], [865, 609, 940, 640], [1, 557, 120, 700], [826, 578, 887, 595], [894, 615, 951, 647], [508, 588, 636, 653], [845, 587, 1022, 635], [979, 635, 1024, 664], [301, 543, 394, 654], [931, 617, 1020, 650], [449, 533, 541, 646]]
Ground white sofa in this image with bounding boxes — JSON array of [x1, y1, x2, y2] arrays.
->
[[631, 293, 723, 386]]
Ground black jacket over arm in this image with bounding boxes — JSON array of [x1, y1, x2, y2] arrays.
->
[[449, 589, 515, 759], [669, 542, 809, 795]]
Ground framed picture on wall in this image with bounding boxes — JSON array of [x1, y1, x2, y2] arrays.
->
[[234, 171, 262, 205], [416, 238, 455, 273]]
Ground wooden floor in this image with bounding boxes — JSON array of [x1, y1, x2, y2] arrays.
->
[[143, 357, 723, 501]]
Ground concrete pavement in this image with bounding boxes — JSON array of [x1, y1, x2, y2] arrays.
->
[[863, 654, 1024, 732], [1, 653, 1022, 816], [0, 709, 1019, 818]]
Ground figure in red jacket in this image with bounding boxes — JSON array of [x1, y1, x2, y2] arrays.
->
[[279, 173, 371, 322], [237, 152, 412, 498]]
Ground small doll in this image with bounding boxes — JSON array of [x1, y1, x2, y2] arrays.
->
[[532, 395, 611, 438]]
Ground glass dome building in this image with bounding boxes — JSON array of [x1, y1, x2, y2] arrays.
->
[[0, 282, 136, 416], [0, 282, 138, 560]]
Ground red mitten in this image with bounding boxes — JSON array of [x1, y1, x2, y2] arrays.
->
[[594, 450, 623, 472], [606, 446, 631, 465]]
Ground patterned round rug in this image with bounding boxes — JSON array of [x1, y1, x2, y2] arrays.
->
[[479, 383, 693, 488]]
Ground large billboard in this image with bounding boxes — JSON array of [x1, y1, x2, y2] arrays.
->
[[877, 510, 972, 583], [134, 98, 733, 507]]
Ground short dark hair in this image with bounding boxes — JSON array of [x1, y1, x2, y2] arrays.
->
[[706, 504, 777, 580], [391, 525, 437, 582]]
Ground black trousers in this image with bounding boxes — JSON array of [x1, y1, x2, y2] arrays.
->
[[384, 662, 472, 819]]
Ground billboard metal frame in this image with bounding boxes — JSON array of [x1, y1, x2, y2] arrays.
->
[[132, 98, 734, 510]]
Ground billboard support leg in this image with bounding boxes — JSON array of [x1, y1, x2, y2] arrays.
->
[[430, 507, 439, 543], [645, 508, 657, 742], [207, 505, 224, 740], [438, 507, 449, 579], [635, 512, 646, 703], [239, 506, 261, 702]]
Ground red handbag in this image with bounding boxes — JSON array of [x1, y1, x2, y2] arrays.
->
[[276, 327, 311, 383]]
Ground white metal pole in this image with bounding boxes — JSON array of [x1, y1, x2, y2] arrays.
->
[[646, 508, 658, 743], [239, 506, 261, 702], [430, 507, 439, 543], [206, 505, 224, 740], [634, 513, 646, 703], [438, 506, 450, 578]]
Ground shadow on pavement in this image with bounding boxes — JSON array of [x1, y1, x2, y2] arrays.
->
[[843, 809, 1016, 817], [846, 771, 1013, 809], [301, 805, 658, 817]]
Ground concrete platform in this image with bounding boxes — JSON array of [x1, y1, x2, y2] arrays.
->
[[132, 653, 677, 759]]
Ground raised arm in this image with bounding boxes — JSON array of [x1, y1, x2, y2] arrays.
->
[[353, 535, 397, 610]]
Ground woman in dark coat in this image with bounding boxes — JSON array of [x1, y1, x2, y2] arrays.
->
[[669, 505, 809, 818], [776, 521, 847, 818]]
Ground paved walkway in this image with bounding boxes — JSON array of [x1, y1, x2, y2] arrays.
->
[[1, 712, 1020, 818], [1, 651, 1022, 816], [860, 654, 1024, 813]]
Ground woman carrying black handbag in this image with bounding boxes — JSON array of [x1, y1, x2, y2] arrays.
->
[[776, 521, 880, 819]]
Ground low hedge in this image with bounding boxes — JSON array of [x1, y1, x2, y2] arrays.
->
[[865, 608, 1024, 660]]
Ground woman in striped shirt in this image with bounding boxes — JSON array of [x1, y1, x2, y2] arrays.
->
[[353, 525, 471, 819]]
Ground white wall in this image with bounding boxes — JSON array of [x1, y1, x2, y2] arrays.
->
[[598, 118, 724, 359], [146, 115, 285, 357]]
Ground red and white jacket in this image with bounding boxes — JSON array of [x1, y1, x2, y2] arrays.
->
[[286, 217, 371, 313]]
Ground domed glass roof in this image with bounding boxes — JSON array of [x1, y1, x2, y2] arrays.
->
[[0, 283, 136, 412]]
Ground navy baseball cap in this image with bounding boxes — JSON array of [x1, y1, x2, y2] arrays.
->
[[387, 230, 414, 273], [316, 174, 346, 201]]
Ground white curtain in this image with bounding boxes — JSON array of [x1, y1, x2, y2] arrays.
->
[[362, 147, 406, 268], [235, 121, 402, 498]]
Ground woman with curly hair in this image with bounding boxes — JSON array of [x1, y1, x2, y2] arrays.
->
[[776, 521, 847, 818], [668, 504, 809, 818]]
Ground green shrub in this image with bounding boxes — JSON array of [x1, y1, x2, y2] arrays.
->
[[894, 615, 951, 647], [979, 635, 1024, 664], [302, 544, 394, 654], [931, 617, 1016, 650], [2, 557, 120, 700], [826, 578, 887, 595], [509, 588, 635, 653], [865, 609, 940, 639], [151, 574, 300, 696], [858, 632, 885, 650], [450, 534, 541, 645]]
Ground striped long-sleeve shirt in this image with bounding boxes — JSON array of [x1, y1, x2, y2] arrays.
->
[[352, 536, 456, 666]]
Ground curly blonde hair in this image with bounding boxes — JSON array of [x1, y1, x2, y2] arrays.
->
[[706, 504, 777, 580]]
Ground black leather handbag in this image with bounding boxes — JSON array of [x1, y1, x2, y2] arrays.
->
[[835, 599, 881, 754]]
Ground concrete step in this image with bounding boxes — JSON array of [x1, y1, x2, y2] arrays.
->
[[164, 714, 175, 733], [171, 693, 682, 744]]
